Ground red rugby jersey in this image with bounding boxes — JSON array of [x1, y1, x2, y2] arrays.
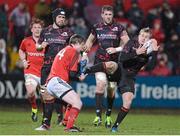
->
[[47, 45, 79, 83], [19, 36, 45, 77]]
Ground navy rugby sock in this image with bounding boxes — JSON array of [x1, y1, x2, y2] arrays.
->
[[112, 106, 129, 128], [106, 96, 115, 116], [42, 102, 54, 126], [54, 99, 63, 120], [95, 93, 104, 118]]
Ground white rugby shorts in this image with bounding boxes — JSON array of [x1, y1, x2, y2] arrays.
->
[[47, 77, 72, 99]]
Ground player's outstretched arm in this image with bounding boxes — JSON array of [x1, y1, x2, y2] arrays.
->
[[84, 33, 96, 52]]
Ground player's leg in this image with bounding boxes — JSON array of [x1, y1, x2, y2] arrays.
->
[[40, 66, 50, 123], [85, 61, 118, 75], [111, 77, 135, 132], [54, 99, 64, 125], [62, 90, 83, 132], [111, 92, 133, 132], [24, 74, 39, 122], [105, 81, 116, 128], [35, 87, 55, 131], [40, 66, 63, 125], [62, 104, 71, 126], [105, 63, 120, 128], [46, 77, 82, 132], [93, 72, 107, 126]]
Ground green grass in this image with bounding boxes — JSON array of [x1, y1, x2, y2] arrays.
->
[[0, 107, 180, 135]]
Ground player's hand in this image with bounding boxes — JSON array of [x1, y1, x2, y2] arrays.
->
[[36, 44, 43, 51], [151, 39, 159, 51], [106, 47, 116, 54], [79, 74, 88, 81], [135, 46, 147, 55], [81, 52, 88, 60], [41, 41, 48, 48], [36, 42, 48, 51], [22, 59, 30, 69]]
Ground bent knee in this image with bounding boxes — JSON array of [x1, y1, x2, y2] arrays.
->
[[123, 99, 133, 109], [78, 100, 83, 109], [73, 99, 83, 110], [40, 88, 55, 102], [105, 61, 118, 74], [27, 91, 35, 97], [25, 78, 38, 87], [95, 72, 107, 93]]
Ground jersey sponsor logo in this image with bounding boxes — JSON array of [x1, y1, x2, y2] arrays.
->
[[46, 38, 66, 44], [96, 27, 103, 30], [97, 33, 117, 39], [112, 27, 118, 31], [44, 32, 51, 35], [61, 32, 68, 36], [27, 52, 44, 57]]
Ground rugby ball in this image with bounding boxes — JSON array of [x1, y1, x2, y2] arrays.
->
[[143, 39, 157, 54]]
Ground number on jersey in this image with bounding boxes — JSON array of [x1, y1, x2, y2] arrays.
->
[[57, 49, 66, 60]]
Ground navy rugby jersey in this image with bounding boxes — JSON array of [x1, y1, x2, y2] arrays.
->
[[38, 25, 74, 66], [92, 21, 125, 62]]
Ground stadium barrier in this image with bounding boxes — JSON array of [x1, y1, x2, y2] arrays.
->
[[0, 74, 180, 108]]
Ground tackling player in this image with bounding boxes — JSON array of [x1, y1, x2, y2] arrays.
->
[[19, 18, 44, 122], [35, 34, 86, 132], [84, 5, 129, 127]]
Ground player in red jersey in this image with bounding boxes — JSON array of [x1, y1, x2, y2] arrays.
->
[[19, 18, 44, 122], [35, 34, 86, 132]]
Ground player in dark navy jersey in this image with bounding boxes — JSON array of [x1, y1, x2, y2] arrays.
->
[[36, 8, 74, 126], [84, 27, 159, 132], [84, 5, 129, 128], [37, 8, 74, 85]]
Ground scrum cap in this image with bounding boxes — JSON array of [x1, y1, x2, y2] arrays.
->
[[52, 8, 66, 21]]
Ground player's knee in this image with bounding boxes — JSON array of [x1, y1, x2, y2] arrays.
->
[[25, 79, 37, 95], [76, 94, 83, 109], [27, 90, 35, 97], [96, 83, 106, 93], [25, 78, 38, 87], [95, 72, 107, 93], [73, 99, 82, 110], [123, 98, 133, 109], [44, 99, 55, 104], [40, 87, 55, 102], [26, 87, 36, 97], [78, 100, 83, 110], [105, 61, 118, 74], [96, 78, 107, 88], [97, 81, 106, 88]]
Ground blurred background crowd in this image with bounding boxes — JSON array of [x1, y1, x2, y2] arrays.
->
[[0, 0, 179, 76]]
